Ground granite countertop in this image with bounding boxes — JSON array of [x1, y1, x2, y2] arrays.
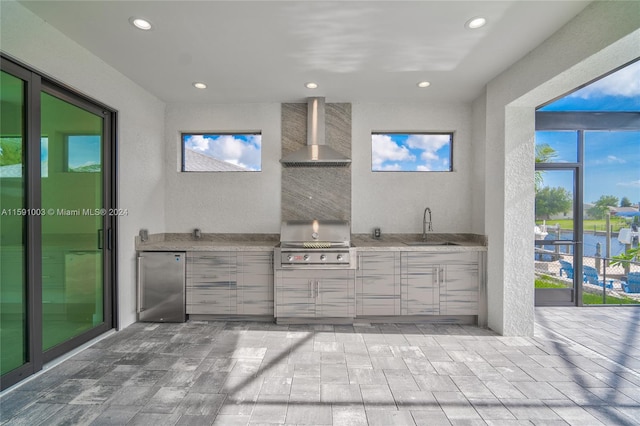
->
[[137, 233, 487, 252], [136, 233, 279, 251], [352, 233, 487, 252]]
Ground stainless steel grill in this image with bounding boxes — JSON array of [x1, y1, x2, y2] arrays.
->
[[275, 220, 356, 269]]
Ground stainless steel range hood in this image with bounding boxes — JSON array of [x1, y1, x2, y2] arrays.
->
[[280, 97, 351, 167]]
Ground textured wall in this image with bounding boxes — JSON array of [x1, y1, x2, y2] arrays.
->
[[164, 103, 281, 233], [351, 102, 472, 235], [480, 1, 640, 335], [281, 103, 352, 222]]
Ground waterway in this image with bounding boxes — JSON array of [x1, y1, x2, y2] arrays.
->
[[540, 230, 637, 259]]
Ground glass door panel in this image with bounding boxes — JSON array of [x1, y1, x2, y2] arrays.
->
[[534, 169, 578, 305], [0, 70, 28, 374], [582, 131, 640, 305], [40, 91, 104, 351]]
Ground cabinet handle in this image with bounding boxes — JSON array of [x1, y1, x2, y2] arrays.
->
[[137, 255, 144, 313], [309, 280, 313, 298], [316, 280, 320, 298]]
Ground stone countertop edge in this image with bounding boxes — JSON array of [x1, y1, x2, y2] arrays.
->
[[135, 233, 279, 251], [136, 233, 487, 252], [352, 233, 487, 251]]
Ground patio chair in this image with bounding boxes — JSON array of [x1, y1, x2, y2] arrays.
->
[[622, 272, 640, 293], [582, 265, 614, 289], [558, 260, 574, 278]]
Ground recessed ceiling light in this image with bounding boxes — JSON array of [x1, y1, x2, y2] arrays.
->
[[305, 82, 319, 89], [465, 17, 487, 29], [129, 17, 153, 31], [417, 81, 431, 88], [193, 82, 207, 89]]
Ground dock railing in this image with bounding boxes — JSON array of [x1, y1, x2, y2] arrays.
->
[[534, 249, 640, 304]]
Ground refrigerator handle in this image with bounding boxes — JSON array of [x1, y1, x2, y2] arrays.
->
[[137, 255, 144, 313]]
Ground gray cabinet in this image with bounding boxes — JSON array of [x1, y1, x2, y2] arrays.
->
[[186, 251, 273, 316], [400, 251, 479, 316], [401, 252, 440, 315], [440, 261, 479, 315], [356, 252, 400, 316], [186, 252, 237, 314], [275, 269, 356, 318], [237, 252, 273, 316], [275, 272, 315, 318]]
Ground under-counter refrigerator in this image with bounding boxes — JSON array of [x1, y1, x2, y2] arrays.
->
[[137, 252, 186, 322]]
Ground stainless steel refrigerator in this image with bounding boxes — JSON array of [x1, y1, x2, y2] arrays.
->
[[137, 252, 186, 322]]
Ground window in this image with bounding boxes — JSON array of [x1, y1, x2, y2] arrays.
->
[[65, 135, 101, 172], [182, 133, 262, 172], [0, 137, 48, 178], [371, 132, 453, 172]]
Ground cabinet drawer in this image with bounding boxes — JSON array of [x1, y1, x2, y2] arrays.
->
[[187, 282, 237, 314], [186, 252, 236, 315]]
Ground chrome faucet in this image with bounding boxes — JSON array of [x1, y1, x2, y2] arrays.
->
[[422, 207, 433, 240]]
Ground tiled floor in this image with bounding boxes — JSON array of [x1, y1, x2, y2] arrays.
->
[[1, 307, 640, 425]]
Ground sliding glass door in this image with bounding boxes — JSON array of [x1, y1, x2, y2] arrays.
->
[[0, 69, 29, 377], [40, 89, 106, 352], [0, 57, 116, 390]]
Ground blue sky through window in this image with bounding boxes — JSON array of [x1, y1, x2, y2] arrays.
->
[[536, 60, 640, 204], [539, 60, 640, 112], [183, 133, 261, 171], [372, 133, 452, 171], [67, 135, 101, 172]]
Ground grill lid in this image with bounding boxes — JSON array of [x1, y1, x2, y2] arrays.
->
[[279, 220, 351, 247]]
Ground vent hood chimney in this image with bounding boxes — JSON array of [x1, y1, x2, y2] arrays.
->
[[280, 97, 351, 167]]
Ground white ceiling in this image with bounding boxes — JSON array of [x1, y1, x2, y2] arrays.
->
[[19, 0, 591, 104]]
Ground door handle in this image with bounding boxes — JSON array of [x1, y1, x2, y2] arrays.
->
[[137, 255, 144, 313], [98, 229, 104, 249]]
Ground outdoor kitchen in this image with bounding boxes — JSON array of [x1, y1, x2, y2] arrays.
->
[[135, 98, 488, 326]]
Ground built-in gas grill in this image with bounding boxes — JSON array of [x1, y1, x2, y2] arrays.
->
[[275, 220, 356, 269], [274, 220, 357, 322]]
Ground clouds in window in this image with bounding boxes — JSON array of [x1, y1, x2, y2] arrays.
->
[[183, 133, 261, 172], [372, 133, 452, 172]]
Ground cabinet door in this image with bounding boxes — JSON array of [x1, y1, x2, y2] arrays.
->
[[186, 252, 237, 314], [275, 271, 315, 318], [237, 252, 273, 316], [401, 253, 439, 315], [440, 261, 479, 315], [356, 252, 400, 316], [316, 270, 355, 318]]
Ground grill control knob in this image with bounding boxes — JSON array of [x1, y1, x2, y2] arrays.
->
[[304, 254, 310, 261], [287, 255, 294, 262], [337, 254, 344, 261], [320, 254, 327, 261]]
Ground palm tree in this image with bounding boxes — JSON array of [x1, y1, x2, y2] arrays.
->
[[535, 144, 557, 191]]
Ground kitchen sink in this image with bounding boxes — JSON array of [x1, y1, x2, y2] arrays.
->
[[404, 241, 459, 246]]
